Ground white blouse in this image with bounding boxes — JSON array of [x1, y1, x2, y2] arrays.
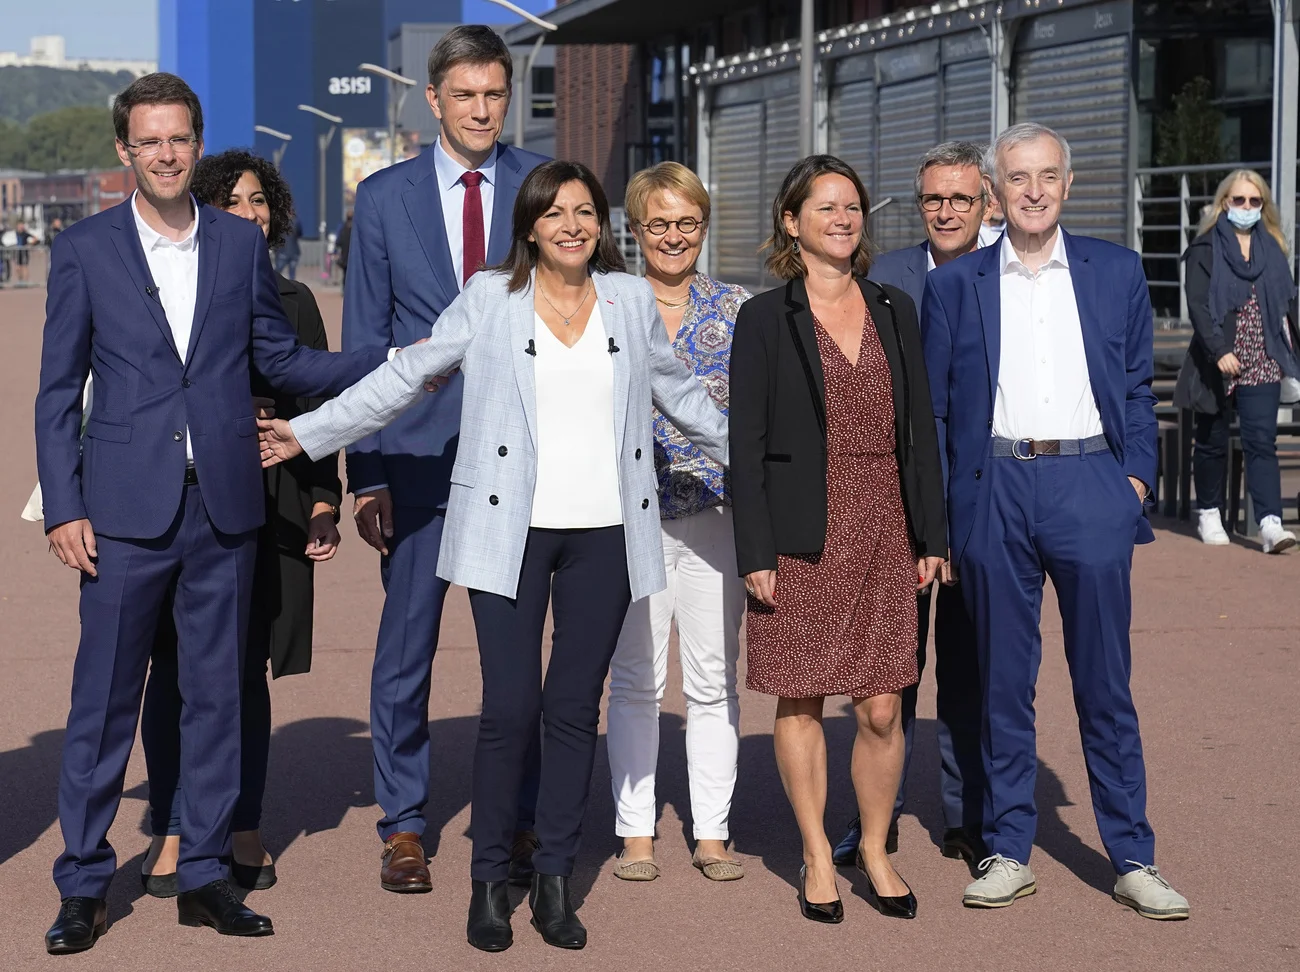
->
[[529, 302, 623, 529]]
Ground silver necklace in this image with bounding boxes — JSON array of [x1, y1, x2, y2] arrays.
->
[[538, 279, 592, 326]]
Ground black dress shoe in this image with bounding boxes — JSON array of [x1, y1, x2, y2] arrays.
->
[[141, 867, 178, 898], [529, 873, 586, 949], [467, 879, 513, 952], [832, 816, 899, 866], [231, 859, 278, 891], [856, 850, 917, 919], [941, 827, 979, 863], [177, 880, 274, 936], [45, 897, 107, 955], [508, 830, 540, 887], [797, 865, 844, 924]]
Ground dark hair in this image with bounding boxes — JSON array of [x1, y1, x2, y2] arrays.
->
[[427, 25, 513, 89], [191, 149, 295, 250], [764, 154, 873, 280], [112, 71, 204, 144], [494, 160, 626, 293]]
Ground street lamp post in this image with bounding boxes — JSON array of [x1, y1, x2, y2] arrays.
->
[[297, 103, 343, 242], [254, 124, 293, 169], [359, 62, 417, 166], [477, 0, 558, 151]]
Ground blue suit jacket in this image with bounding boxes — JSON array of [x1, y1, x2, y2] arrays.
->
[[869, 242, 930, 311], [34, 200, 387, 540], [921, 230, 1158, 559], [341, 142, 549, 506]]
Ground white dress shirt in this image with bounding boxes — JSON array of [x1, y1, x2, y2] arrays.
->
[[993, 230, 1103, 441], [433, 136, 496, 291], [530, 303, 623, 529], [133, 190, 199, 461]]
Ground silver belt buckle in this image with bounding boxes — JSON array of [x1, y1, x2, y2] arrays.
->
[[1011, 438, 1036, 461]]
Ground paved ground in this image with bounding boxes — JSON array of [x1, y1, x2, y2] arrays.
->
[[1, 285, 1297, 971]]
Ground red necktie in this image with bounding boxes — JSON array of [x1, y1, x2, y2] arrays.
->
[[461, 170, 485, 286]]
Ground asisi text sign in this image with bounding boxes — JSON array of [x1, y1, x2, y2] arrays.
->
[[1014, 0, 1133, 51]]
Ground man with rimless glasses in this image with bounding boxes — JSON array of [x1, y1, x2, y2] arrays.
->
[[832, 140, 988, 872]]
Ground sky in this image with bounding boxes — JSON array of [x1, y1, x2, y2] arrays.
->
[[0, 0, 159, 60]]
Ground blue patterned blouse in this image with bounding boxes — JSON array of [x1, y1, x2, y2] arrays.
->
[[653, 272, 751, 520]]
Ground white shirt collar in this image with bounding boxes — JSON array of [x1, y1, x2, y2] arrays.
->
[[132, 190, 198, 251], [925, 241, 936, 273], [999, 227, 1068, 276], [433, 137, 498, 193]]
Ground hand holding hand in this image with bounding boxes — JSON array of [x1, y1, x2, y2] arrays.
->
[[1217, 352, 1242, 377], [353, 488, 394, 556], [396, 339, 457, 393], [917, 556, 944, 591], [306, 503, 341, 562], [252, 396, 276, 420], [744, 569, 777, 608], [940, 553, 958, 586], [258, 417, 303, 467], [48, 518, 98, 576]]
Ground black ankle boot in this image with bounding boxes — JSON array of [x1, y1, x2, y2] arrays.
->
[[467, 880, 513, 952], [529, 873, 586, 949]]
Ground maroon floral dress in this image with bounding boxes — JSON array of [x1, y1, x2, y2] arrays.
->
[[744, 309, 919, 699]]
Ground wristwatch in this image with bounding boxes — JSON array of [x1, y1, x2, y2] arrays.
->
[[327, 503, 341, 524]]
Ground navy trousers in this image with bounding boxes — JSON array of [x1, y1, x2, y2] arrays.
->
[[1193, 381, 1284, 522], [957, 450, 1155, 873], [898, 582, 984, 833], [467, 526, 632, 882], [54, 483, 256, 897], [372, 504, 540, 839]]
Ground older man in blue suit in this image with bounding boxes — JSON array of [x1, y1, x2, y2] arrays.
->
[[834, 141, 991, 869], [35, 74, 387, 954], [922, 123, 1189, 919], [339, 26, 549, 893]]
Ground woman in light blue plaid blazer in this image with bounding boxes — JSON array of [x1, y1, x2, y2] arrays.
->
[[260, 161, 727, 953]]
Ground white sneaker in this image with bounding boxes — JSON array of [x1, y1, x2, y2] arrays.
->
[[962, 854, 1036, 908], [1197, 508, 1230, 545], [1259, 515, 1297, 554], [1113, 862, 1190, 920]]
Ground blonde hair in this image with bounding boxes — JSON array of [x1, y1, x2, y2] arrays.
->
[[1199, 168, 1289, 255], [624, 161, 710, 225]]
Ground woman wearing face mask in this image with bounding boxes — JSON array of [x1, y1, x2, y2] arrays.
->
[[138, 149, 344, 896], [1175, 169, 1299, 552]]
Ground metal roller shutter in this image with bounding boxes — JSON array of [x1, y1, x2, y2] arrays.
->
[[828, 79, 877, 196], [876, 75, 939, 252], [710, 101, 763, 286], [760, 91, 802, 287], [943, 59, 991, 145], [1013, 34, 1130, 242]]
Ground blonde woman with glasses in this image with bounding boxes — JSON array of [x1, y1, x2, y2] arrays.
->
[[605, 162, 751, 883], [1175, 168, 1299, 552]]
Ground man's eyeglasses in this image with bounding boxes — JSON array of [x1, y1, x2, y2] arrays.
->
[[640, 217, 704, 236], [917, 193, 982, 213], [122, 137, 199, 158], [1229, 194, 1263, 209]]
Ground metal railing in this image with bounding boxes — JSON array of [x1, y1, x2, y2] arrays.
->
[[0, 245, 50, 288], [609, 207, 645, 276]]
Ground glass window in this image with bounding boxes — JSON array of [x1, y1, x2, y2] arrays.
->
[[531, 66, 555, 119]]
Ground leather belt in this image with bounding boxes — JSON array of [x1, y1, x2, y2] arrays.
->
[[183, 466, 199, 485], [990, 434, 1109, 461]]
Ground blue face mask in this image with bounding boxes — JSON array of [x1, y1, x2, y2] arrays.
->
[[1227, 205, 1262, 230]]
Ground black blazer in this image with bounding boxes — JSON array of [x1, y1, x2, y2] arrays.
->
[[729, 277, 947, 576], [1173, 234, 1232, 416], [250, 275, 344, 677]]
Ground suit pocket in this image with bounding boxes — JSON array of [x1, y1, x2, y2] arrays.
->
[[763, 453, 792, 463], [211, 287, 244, 305], [450, 462, 477, 487], [234, 416, 257, 437], [83, 418, 132, 443]]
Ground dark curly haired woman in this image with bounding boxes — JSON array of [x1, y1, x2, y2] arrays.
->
[[138, 149, 345, 897]]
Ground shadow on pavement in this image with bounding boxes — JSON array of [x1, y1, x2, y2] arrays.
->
[[0, 728, 64, 867]]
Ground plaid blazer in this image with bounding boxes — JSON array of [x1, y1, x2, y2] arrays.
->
[[292, 268, 729, 601]]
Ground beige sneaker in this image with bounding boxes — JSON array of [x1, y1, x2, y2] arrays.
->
[[962, 854, 1037, 908], [1113, 862, 1190, 920]]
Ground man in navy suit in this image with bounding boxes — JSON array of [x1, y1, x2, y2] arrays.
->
[[834, 140, 990, 868], [339, 26, 548, 893], [922, 123, 1189, 919], [35, 74, 387, 954]]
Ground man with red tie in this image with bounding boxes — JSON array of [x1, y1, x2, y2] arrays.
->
[[339, 25, 548, 893]]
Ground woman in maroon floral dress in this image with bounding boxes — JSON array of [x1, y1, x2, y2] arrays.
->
[[730, 156, 947, 923]]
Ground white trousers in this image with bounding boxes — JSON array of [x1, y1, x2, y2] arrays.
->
[[607, 505, 746, 840]]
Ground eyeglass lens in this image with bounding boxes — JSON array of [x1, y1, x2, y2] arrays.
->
[[1230, 195, 1263, 209], [920, 194, 976, 213]]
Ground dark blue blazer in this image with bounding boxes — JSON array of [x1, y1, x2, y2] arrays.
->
[[921, 230, 1158, 558], [869, 242, 930, 311], [341, 142, 549, 506], [34, 200, 387, 540]]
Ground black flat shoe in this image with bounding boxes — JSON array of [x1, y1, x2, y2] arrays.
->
[[529, 873, 586, 949], [797, 865, 844, 924], [231, 859, 278, 891], [832, 816, 898, 866], [856, 850, 917, 919], [941, 827, 979, 863], [141, 868, 178, 898], [467, 879, 513, 952], [45, 897, 107, 954], [177, 879, 274, 936]]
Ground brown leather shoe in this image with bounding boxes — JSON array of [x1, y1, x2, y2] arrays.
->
[[380, 832, 432, 893]]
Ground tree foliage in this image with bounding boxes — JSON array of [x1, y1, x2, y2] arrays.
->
[[0, 105, 121, 172], [0, 65, 135, 125], [1155, 76, 1225, 169]]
